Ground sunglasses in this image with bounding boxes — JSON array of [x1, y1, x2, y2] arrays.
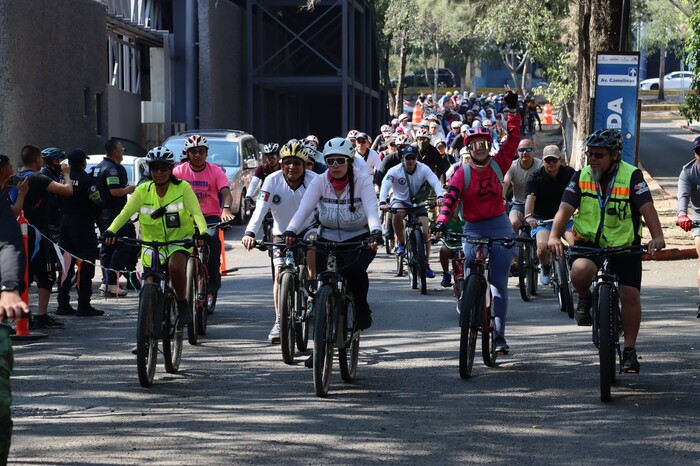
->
[[265, 154, 279, 159], [586, 151, 608, 160], [281, 159, 303, 167], [467, 140, 491, 151], [543, 158, 560, 164], [187, 148, 207, 155], [149, 164, 172, 173], [404, 156, 417, 161], [326, 157, 348, 166], [356, 139, 368, 144], [518, 147, 534, 153]]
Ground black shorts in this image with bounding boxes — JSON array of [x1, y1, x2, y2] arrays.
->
[[27, 229, 54, 290], [569, 241, 643, 290]]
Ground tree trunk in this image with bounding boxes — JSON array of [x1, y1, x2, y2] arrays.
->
[[658, 42, 666, 101], [433, 37, 440, 96], [469, 60, 477, 93], [521, 56, 532, 95], [394, 31, 409, 116], [380, 45, 396, 117]]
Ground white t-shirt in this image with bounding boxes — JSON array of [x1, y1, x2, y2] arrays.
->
[[380, 161, 443, 204], [356, 148, 381, 175]]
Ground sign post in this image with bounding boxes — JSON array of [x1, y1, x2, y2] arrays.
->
[[593, 52, 640, 165]]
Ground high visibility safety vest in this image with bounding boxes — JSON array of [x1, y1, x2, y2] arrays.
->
[[573, 161, 640, 247]]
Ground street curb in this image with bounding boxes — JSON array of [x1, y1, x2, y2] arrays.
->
[[680, 124, 700, 134], [643, 248, 697, 261]]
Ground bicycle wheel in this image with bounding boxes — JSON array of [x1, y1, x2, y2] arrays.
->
[[278, 272, 296, 365], [459, 274, 482, 378], [339, 295, 359, 382], [383, 213, 393, 254], [295, 267, 310, 352], [556, 256, 575, 318], [454, 277, 463, 314], [408, 233, 417, 290], [597, 283, 615, 402], [197, 263, 208, 335], [162, 289, 183, 374], [136, 284, 159, 387], [313, 285, 335, 397], [481, 290, 497, 367], [517, 241, 532, 302], [185, 257, 199, 346], [412, 229, 427, 294], [396, 254, 404, 277], [529, 247, 539, 296]]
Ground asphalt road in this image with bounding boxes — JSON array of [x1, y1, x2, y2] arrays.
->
[[9, 225, 700, 465]]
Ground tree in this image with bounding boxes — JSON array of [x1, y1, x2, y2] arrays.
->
[[680, 4, 700, 123]]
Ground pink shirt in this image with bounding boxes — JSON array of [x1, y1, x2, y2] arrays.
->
[[173, 162, 229, 217]]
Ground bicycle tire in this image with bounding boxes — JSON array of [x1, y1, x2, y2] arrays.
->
[[383, 213, 393, 255], [454, 277, 464, 315], [136, 284, 159, 387], [459, 274, 481, 378], [412, 229, 427, 294], [517, 241, 532, 302], [295, 267, 310, 352], [279, 272, 296, 365], [529, 247, 539, 296], [313, 285, 335, 397], [162, 289, 183, 374], [481, 290, 497, 367], [396, 254, 404, 277], [408, 232, 417, 290], [186, 257, 199, 346], [339, 295, 359, 382], [598, 283, 615, 402], [556, 256, 575, 318]]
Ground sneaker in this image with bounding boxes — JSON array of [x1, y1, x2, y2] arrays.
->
[[539, 264, 551, 285], [76, 306, 105, 317], [176, 300, 191, 326], [622, 347, 640, 373], [495, 337, 510, 355], [395, 243, 406, 255], [108, 285, 128, 297], [31, 314, 65, 329], [440, 272, 452, 288], [268, 321, 281, 344], [55, 304, 76, 316], [304, 354, 313, 368], [355, 308, 373, 331], [425, 265, 435, 279], [575, 297, 592, 326]]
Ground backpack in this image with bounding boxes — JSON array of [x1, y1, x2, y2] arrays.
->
[[457, 159, 504, 221]]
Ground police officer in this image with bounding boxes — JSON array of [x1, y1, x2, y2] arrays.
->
[[92, 139, 136, 296], [57, 148, 104, 317], [39, 147, 65, 244]]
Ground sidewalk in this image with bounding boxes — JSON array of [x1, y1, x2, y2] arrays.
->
[[530, 123, 696, 260]]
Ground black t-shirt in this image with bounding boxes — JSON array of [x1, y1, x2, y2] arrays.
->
[[18, 170, 52, 231], [450, 134, 465, 153], [39, 166, 63, 229], [525, 165, 576, 220], [92, 157, 128, 211], [62, 168, 102, 220], [420, 145, 451, 178]]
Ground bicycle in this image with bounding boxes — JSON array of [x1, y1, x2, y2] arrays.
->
[[247, 198, 276, 282], [381, 207, 395, 255], [450, 233, 515, 378], [516, 225, 538, 302], [434, 237, 465, 314], [307, 239, 368, 397], [566, 244, 646, 401], [391, 201, 435, 295], [116, 237, 193, 387], [256, 241, 314, 365]]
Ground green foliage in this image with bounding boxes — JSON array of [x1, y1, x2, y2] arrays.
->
[[679, 1, 700, 123], [640, 0, 690, 55]]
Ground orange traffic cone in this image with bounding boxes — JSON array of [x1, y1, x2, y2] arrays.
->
[[219, 229, 228, 277]]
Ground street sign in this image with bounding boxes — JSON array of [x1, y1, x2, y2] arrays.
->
[[593, 52, 640, 164]]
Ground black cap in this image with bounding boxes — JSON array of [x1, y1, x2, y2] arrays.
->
[[693, 136, 700, 149], [0, 154, 9, 165], [66, 148, 88, 165], [402, 145, 419, 158]]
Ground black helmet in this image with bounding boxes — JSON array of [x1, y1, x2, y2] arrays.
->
[[583, 129, 623, 152]]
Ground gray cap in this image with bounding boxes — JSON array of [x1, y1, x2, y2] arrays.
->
[[542, 145, 561, 160]]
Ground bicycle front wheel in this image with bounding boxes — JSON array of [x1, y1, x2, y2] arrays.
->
[[339, 295, 359, 382], [313, 285, 335, 397], [163, 290, 183, 374], [136, 284, 159, 387], [555, 256, 575, 318], [396, 253, 404, 277], [295, 267, 310, 352], [278, 272, 296, 365], [598, 283, 616, 402], [412, 228, 427, 295], [459, 274, 482, 378], [197, 264, 208, 335], [481, 291, 497, 367], [185, 257, 199, 345], [517, 242, 532, 302]]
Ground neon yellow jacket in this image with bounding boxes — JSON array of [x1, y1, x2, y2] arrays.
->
[[107, 179, 208, 266]]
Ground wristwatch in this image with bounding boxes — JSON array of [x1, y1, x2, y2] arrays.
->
[[0, 281, 20, 293], [223, 204, 231, 209]]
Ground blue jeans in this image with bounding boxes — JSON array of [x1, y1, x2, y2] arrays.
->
[[463, 214, 516, 339]]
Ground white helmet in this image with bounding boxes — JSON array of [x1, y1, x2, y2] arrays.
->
[[323, 137, 355, 159], [145, 146, 176, 165]]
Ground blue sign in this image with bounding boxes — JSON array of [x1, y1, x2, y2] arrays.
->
[[593, 53, 640, 164]]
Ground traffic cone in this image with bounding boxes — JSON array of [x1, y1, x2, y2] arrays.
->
[[12, 211, 48, 342], [219, 227, 237, 276], [543, 103, 553, 125]]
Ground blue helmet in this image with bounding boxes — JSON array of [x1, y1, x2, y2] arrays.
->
[[41, 147, 65, 161]]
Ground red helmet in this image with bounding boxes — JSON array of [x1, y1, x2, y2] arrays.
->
[[464, 127, 492, 144]]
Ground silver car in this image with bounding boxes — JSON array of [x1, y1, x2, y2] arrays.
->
[[163, 130, 260, 224]]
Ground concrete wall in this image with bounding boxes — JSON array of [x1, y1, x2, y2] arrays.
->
[[107, 85, 142, 144], [0, 0, 108, 164], [198, 0, 245, 131]]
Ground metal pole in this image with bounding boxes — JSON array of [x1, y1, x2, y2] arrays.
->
[[185, 0, 197, 130], [619, 0, 631, 51]]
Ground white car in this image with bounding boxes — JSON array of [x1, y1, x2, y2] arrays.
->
[[639, 71, 694, 90], [85, 154, 146, 186]]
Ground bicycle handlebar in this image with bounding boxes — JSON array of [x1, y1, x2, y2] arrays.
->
[[115, 237, 194, 249], [566, 244, 647, 258], [447, 233, 516, 248], [387, 201, 437, 214], [205, 218, 236, 230]]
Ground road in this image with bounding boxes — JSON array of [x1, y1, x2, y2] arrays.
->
[[10, 224, 700, 465]]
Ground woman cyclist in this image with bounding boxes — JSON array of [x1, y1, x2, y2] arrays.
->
[[246, 142, 281, 203], [433, 89, 521, 354], [103, 146, 209, 325]]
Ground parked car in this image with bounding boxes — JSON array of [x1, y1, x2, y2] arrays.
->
[[163, 130, 260, 225], [394, 68, 456, 88], [639, 71, 694, 90]]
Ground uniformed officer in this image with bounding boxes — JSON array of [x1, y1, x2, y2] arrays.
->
[[92, 139, 136, 296], [57, 148, 104, 317]]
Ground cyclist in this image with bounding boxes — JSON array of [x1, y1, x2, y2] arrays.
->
[[526, 96, 543, 132], [379, 145, 443, 278], [174, 134, 235, 293], [242, 140, 317, 343], [547, 129, 665, 373], [523, 145, 575, 285], [676, 135, 700, 317], [371, 125, 393, 152], [103, 146, 209, 326], [433, 88, 521, 355], [247, 142, 281, 203], [503, 139, 542, 234], [283, 137, 383, 336]]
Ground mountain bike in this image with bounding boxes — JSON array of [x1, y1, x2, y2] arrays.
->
[[434, 236, 465, 314], [381, 207, 395, 255], [566, 244, 645, 402], [309, 239, 368, 397], [530, 219, 574, 318], [451, 233, 515, 378], [116, 237, 192, 387], [516, 225, 538, 301], [257, 241, 314, 365], [392, 201, 435, 295]]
